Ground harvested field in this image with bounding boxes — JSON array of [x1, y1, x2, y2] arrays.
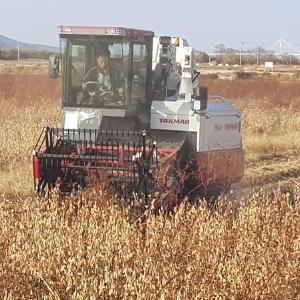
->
[[0, 64, 299, 298], [0, 59, 48, 75], [202, 78, 300, 107]]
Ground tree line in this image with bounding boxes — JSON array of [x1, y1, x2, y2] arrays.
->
[[1, 46, 299, 66], [195, 44, 300, 65], [0, 49, 57, 60]]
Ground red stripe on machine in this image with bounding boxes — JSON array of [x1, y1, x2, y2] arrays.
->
[[225, 123, 239, 130]]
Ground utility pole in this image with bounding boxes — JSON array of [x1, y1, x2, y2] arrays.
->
[[256, 48, 259, 65], [239, 41, 246, 66], [17, 42, 20, 62]]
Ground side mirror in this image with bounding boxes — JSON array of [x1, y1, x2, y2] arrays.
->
[[49, 55, 60, 79], [193, 86, 208, 111]]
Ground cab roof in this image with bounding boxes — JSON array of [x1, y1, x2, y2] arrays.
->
[[58, 25, 154, 38]]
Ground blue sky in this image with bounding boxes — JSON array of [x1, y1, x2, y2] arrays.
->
[[1, 0, 299, 51]]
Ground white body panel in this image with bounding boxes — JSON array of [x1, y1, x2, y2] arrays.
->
[[151, 100, 242, 152], [63, 107, 125, 130], [198, 103, 242, 151], [151, 100, 198, 132]]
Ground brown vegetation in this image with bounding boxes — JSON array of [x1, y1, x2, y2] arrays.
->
[[0, 190, 299, 299], [0, 70, 299, 298], [202, 78, 300, 107], [0, 61, 49, 75], [0, 74, 60, 195]]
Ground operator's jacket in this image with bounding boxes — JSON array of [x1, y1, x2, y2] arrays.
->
[[84, 64, 121, 96]]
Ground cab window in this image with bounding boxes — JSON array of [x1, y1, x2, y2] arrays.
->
[[131, 43, 148, 103]]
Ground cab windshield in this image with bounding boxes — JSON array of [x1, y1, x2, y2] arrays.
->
[[61, 35, 150, 109], [61, 36, 130, 108]]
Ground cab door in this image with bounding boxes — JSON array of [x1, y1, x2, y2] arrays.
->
[[131, 43, 148, 105]]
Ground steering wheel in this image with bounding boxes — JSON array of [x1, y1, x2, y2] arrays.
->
[[82, 81, 112, 96], [82, 81, 114, 106]]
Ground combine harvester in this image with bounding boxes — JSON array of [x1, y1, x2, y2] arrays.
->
[[33, 26, 244, 211]]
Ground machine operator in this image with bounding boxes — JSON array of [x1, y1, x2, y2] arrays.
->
[[81, 48, 123, 106]]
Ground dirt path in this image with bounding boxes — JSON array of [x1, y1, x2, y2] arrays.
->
[[229, 151, 300, 201]]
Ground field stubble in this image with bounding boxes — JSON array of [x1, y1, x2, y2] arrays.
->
[[0, 72, 299, 298]]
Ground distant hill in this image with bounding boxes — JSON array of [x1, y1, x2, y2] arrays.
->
[[0, 35, 58, 52]]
